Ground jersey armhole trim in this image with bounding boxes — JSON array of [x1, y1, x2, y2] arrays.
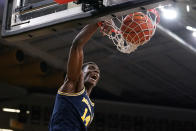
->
[[89, 99, 95, 106], [58, 88, 85, 96]]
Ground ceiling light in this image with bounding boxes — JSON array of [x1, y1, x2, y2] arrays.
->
[[2, 108, 20, 113], [186, 5, 190, 12], [158, 5, 165, 10], [186, 26, 196, 32], [193, 32, 196, 37], [0, 129, 14, 131], [162, 8, 178, 20], [186, 26, 193, 31]]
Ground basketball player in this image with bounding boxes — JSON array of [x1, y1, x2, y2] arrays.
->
[[49, 23, 102, 131]]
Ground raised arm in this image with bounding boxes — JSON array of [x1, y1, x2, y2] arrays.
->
[[61, 23, 99, 92]]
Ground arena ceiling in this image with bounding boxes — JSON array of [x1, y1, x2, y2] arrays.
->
[[0, 0, 196, 110]]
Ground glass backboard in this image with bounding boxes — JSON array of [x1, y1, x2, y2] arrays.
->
[[1, 0, 171, 40]]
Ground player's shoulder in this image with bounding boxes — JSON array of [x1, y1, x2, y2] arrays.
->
[[59, 73, 84, 93], [58, 87, 85, 96]]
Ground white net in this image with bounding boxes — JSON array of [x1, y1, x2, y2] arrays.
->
[[102, 10, 159, 54]]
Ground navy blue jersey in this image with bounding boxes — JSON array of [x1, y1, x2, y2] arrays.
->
[[49, 88, 94, 131]]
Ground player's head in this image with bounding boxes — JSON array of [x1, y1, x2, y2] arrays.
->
[[82, 62, 100, 87]]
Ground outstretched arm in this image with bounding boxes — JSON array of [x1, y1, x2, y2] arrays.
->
[[61, 23, 99, 92]]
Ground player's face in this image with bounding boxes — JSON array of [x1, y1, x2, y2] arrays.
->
[[83, 64, 100, 87]]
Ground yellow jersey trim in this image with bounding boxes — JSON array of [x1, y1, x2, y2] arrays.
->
[[58, 88, 85, 96], [89, 98, 95, 106]]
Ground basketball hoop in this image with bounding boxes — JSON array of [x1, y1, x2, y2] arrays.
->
[[100, 9, 160, 54]]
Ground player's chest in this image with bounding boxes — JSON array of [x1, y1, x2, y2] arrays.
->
[[78, 96, 94, 127]]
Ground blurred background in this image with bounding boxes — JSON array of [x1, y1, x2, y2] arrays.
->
[[0, 0, 196, 130]]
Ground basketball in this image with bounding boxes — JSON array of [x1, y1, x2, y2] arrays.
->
[[120, 12, 155, 45]]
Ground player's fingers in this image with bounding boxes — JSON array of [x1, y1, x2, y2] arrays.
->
[[99, 28, 106, 36]]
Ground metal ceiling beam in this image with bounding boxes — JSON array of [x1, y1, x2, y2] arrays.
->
[[0, 38, 65, 71], [157, 24, 196, 55]]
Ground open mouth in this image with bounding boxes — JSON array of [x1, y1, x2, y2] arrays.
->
[[90, 74, 98, 81], [91, 75, 97, 80]]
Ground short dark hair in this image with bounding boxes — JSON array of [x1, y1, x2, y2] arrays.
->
[[82, 62, 97, 70]]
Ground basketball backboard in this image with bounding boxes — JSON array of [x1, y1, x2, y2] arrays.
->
[[1, 0, 171, 41]]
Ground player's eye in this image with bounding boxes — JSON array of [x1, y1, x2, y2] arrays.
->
[[88, 65, 96, 70]]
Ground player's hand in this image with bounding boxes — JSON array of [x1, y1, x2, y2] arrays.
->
[[98, 20, 114, 36]]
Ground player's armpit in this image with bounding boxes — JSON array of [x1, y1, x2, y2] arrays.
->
[[59, 79, 76, 93], [59, 73, 84, 93]]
